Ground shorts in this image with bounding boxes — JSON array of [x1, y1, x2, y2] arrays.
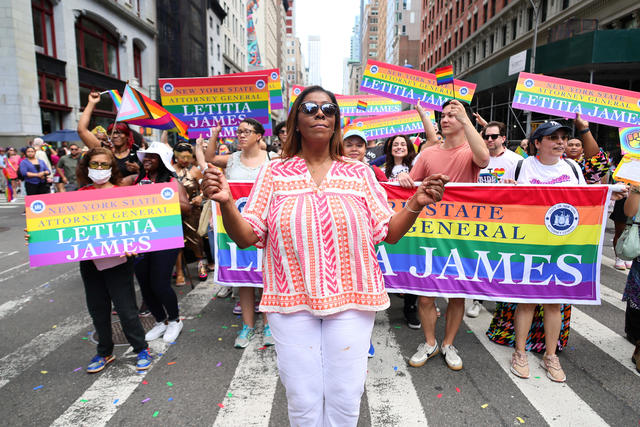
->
[[610, 197, 628, 223]]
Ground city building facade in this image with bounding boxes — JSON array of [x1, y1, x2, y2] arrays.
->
[[1, 0, 158, 146], [307, 35, 321, 86], [206, 0, 227, 76], [420, 0, 640, 147], [222, 0, 247, 74]]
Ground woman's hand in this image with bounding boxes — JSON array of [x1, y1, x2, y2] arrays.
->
[[413, 174, 449, 207], [396, 172, 414, 188], [202, 166, 231, 203], [125, 161, 140, 173], [473, 112, 487, 127], [574, 113, 589, 131], [208, 125, 222, 144], [24, 228, 30, 246], [191, 195, 203, 206], [88, 91, 101, 105]]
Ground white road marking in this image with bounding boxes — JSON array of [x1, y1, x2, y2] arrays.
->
[[213, 320, 279, 427], [570, 307, 639, 377], [366, 312, 429, 426], [0, 312, 91, 389], [0, 269, 79, 319], [599, 284, 626, 311], [464, 307, 608, 426], [0, 261, 29, 276], [52, 281, 219, 427], [0, 251, 19, 259]]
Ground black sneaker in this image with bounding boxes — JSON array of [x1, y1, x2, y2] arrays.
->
[[405, 310, 421, 329]]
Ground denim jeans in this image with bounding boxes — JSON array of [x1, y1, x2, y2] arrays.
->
[[80, 258, 147, 356]]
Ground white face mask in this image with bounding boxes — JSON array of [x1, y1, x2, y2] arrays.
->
[[88, 168, 112, 185]]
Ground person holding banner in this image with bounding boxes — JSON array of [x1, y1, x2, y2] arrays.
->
[[78, 91, 141, 177], [205, 119, 275, 348], [202, 85, 448, 426], [124, 142, 191, 344], [398, 99, 489, 372]]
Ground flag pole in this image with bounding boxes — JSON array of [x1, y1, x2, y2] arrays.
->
[[451, 64, 456, 101]]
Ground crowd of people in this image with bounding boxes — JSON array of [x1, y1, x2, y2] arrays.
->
[[10, 85, 640, 426]]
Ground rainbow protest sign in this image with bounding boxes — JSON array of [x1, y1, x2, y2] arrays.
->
[[343, 110, 433, 140], [336, 94, 402, 116], [289, 85, 306, 110], [25, 183, 183, 267], [231, 68, 283, 110], [360, 60, 476, 110], [159, 75, 272, 138], [214, 183, 611, 304], [512, 72, 640, 127]]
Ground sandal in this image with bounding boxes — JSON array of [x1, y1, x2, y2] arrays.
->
[[198, 260, 208, 281]]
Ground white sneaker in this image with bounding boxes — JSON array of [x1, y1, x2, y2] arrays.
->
[[625, 260, 633, 269], [466, 300, 481, 318], [145, 322, 167, 341], [163, 319, 184, 343], [217, 286, 232, 298], [615, 257, 627, 270], [441, 344, 463, 371], [409, 341, 439, 367]]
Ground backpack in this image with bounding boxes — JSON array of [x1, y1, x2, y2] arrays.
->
[[514, 158, 580, 182]]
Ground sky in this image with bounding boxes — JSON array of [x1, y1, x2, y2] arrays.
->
[[294, 0, 361, 94]]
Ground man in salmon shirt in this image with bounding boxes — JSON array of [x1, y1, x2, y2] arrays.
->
[[397, 99, 489, 371]]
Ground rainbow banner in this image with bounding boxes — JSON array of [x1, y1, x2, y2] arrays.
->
[[225, 69, 283, 111], [512, 72, 640, 127], [360, 60, 476, 110], [25, 183, 184, 268], [343, 110, 433, 141], [336, 94, 402, 116], [214, 183, 611, 304], [158, 75, 272, 138], [289, 85, 306, 110]]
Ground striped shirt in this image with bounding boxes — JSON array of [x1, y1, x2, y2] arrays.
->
[[242, 156, 394, 315]]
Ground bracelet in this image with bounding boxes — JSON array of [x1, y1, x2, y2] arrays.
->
[[631, 186, 640, 194], [577, 128, 590, 136], [404, 202, 423, 214]]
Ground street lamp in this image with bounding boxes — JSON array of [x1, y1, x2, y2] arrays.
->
[[525, 0, 541, 137]]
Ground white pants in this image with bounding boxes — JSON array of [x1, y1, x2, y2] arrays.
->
[[267, 310, 376, 427]]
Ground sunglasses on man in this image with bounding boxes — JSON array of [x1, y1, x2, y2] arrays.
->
[[483, 134, 502, 140]]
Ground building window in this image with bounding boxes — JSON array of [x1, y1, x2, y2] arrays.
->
[[483, 3, 488, 24], [502, 25, 507, 46], [32, 0, 56, 57], [38, 72, 67, 106], [209, 16, 213, 29], [527, 7, 534, 30], [217, 24, 220, 35], [511, 18, 517, 40], [473, 12, 478, 31], [133, 44, 142, 86], [75, 17, 120, 78], [467, 17, 472, 36]]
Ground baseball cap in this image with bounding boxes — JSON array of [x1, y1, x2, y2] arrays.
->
[[343, 129, 367, 143], [531, 121, 572, 141]]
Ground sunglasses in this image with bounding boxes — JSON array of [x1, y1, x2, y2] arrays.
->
[[89, 161, 111, 170], [298, 102, 338, 117], [483, 134, 502, 140]]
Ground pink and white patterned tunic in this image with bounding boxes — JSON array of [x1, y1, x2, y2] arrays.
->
[[241, 156, 394, 316]]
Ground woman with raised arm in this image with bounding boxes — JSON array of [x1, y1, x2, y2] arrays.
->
[[202, 85, 448, 426]]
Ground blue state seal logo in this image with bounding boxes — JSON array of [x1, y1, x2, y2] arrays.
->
[[30, 200, 46, 214], [256, 80, 266, 90], [162, 82, 174, 94], [370, 65, 379, 74], [524, 79, 535, 88], [235, 197, 248, 213], [459, 87, 469, 96], [161, 187, 175, 200], [545, 203, 579, 236]]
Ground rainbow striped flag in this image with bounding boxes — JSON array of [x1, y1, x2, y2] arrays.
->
[[356, 100, 368, 111], [117, 85, 189, 140], [435, 65, 454, 85], [106, 90, 122, 109], [515, 146, 529, 158], [25, 183, 184, 267], [3, 169, 13, 202], [213, 183, 611, 304]]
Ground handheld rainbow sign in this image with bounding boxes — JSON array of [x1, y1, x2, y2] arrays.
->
[[435, 65, 454, 86], [360, 60, 476, 110], [512, 72, 640, 127], [619, 127, 640, 155], [357, 100, 368, 111], [224, 68, 283, 110], [343, 110, 433, 141], [25, 183, 184, 267], [336, 94, 401, 116], [159, 75, 272, 138], [214, 183, 611, 304], [289, 85, 306, 110]]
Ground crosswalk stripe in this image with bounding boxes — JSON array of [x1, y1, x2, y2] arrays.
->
[[366, 312, 429, 426], [0, 261, 29, 277], [0, 268, 78, 319], [52, 281, 219, 427], [601, 255, 630, 277], [570, 307, 639, 377], [0, 312, 91, 389], [213, 322, 279, 427], [599, 284, 626, 311], [464, 307, 608, 426]]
